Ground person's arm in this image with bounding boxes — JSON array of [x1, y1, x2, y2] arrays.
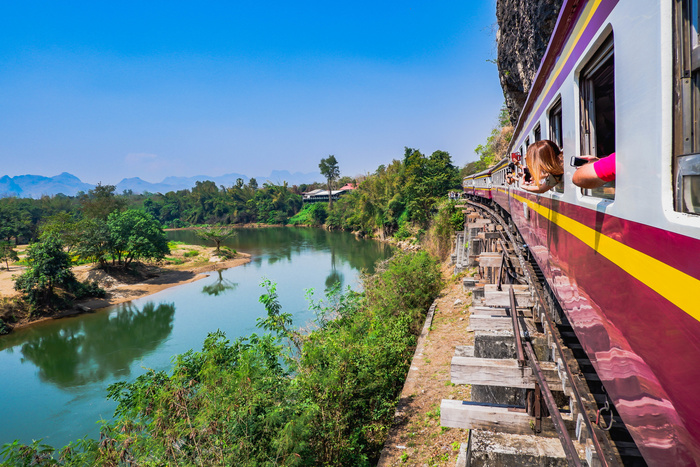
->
[[519, 174, 553, 193], [572, 154, 615, 188], [572, 162, 606, 188]]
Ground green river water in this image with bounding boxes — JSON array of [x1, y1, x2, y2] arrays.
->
[[0, 227, 392, 450]]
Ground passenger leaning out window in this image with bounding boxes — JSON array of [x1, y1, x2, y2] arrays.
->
[[520, 140, 564, 193], [572, 153, 616, 188]]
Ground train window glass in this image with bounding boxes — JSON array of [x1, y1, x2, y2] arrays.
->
[[549, 98, 563, 150], [525, 137, 530, 149], [580, 36, 615, 199], [673, 0, 700, 214], [683, 175, 700, 213], [534, 124, 541, 142]]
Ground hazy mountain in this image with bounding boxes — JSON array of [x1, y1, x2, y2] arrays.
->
[[0, 171, 324, 198], [0, 172, 94, 198], [0, 176, 23, 197]]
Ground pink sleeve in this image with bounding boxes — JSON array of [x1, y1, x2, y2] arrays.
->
[[593, 153, 616, 182]]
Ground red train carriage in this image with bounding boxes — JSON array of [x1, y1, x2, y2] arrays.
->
[[466, 1, 700, 464]]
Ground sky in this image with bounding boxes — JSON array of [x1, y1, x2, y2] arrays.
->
[[0, 1, 505, 185]]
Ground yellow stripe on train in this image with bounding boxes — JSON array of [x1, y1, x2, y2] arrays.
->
[[507, 191, 700, 321]]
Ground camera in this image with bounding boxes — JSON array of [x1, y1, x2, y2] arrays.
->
[[570, 156, 587, 167]]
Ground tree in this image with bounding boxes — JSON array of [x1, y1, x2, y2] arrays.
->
[[463, 106, 513, 176], [14, 235, 76, 309], [38, 212, 82, 254], [107, 210, 169, 267], [0, 242, 19, 270], [195, 226, 237, 254], [319, 155, 340, 209], [75, 218, 111, 265], [81, 183, 127, 220]]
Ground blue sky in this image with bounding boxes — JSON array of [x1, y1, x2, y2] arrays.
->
[[0, 1, 504, 185]]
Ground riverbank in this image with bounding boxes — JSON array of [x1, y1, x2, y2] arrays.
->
[[0, 243, 251, 332]]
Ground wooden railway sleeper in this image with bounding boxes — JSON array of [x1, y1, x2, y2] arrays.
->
[[464, 199, 625, 467]]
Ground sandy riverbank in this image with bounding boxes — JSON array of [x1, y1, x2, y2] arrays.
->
[[0, 244, 251, 332]]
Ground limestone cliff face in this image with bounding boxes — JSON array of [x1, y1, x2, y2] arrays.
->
[[497, 0, 564, 124]]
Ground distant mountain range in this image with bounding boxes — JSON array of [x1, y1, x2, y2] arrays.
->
[[0, 170, 324, 198]]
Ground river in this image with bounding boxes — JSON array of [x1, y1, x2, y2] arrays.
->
[[0, 227, 392, 450]]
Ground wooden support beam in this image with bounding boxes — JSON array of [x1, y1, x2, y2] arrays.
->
[[451, 356, 560, 388], [454, 345, 474, 358], [440, 400, 532, 434], [476, 253, 503, 268], [440, 400, 574, 435], [469, 315, 515, 332], [487, 284, 530, 292], [470, 306, 533, 318], [483, 284, 533, 307], [469, 315, 539, 336]]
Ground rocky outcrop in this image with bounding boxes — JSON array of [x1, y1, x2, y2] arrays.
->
[[497, 0, 564, 124]]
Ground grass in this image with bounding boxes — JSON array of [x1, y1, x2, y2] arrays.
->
[[164, 257, 185, 265]]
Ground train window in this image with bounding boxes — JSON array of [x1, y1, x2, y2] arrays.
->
[[549, 98, 563, 150], [534, 124, 541, 142], [580, 36, 615, 199], [525, 137, 530, 149], [673, 0, 700, 214]]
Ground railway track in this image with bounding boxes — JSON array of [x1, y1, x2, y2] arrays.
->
[[441, 199, 647, 466]]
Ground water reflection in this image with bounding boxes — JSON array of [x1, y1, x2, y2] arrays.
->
[[18, 302, 175, 388], [201, 270, 239, 296], [325, 270, 344, 290], [169, 227, 393, 275]]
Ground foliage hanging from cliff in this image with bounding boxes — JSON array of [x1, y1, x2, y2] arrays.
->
[[462, 106, 513, 176], [1, 250, 443, 466]]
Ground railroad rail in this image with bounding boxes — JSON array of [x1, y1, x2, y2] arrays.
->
[[442, 199, 645, 466]]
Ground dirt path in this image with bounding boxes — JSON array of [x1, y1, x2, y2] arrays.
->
[[378, 264, 474, 466]]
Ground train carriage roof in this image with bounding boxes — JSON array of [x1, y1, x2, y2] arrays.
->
[[463, 157, 510, 182]]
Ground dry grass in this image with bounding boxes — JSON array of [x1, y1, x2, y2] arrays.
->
[[378, 262, 474, 466]]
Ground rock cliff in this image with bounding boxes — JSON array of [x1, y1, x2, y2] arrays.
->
[[496, 0, 564, 124]]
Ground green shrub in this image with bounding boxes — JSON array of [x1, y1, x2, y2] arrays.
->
[[4, 250, 444, 466], [218, 246, 237, 259], [0, 318, 9, 335], [289, 203, 328, 226], [71, 280, 106, 300]]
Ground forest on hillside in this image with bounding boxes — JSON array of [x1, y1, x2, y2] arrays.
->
[[0, 147, 463, 243]]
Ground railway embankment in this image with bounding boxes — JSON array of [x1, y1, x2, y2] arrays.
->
[[380, 202, 645, 466]]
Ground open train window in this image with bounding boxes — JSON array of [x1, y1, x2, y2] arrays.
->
[[673, 0, 700, 214], [580, 36, 615, 199], [549, 98, 563, 150], [534, 124, 541, 143]]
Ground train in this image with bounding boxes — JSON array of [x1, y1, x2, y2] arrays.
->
[[464, 1, 700, 465]]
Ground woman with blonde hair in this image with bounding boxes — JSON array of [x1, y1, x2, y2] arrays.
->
[[520, 140, 564, 193]]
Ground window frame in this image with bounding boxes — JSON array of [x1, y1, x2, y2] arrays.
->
[[673, 0, 700, 214], [548, 97, 563, 151], [579, 35, 616, 200]]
